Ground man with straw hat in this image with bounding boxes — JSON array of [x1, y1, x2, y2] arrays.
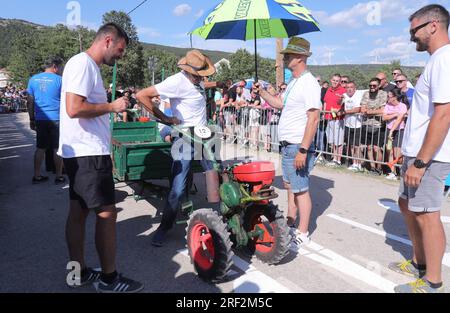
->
[[137, 49, 222, 247], [255, 37, 321, 249]]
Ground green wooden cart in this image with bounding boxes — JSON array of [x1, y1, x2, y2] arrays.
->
[[111, 120, 201, 202]]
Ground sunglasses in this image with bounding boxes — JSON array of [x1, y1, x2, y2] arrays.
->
[[395, 80, 406, 84], [341, 80, 348, 83], [392, 72, 401, 76], [369, 84, 378, 88], [409, 20, 435, 38]]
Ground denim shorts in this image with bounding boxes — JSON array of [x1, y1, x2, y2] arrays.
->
[[281, 144, 315, 194]]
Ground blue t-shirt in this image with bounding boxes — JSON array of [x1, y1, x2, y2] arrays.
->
[[405, 88, 415, 108], [27, 72, 62, 121]]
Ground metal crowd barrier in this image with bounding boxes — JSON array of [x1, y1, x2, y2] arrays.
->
[[215, 107, 406, 172]]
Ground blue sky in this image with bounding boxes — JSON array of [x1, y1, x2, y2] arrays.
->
[[1, 0, 449, 66]]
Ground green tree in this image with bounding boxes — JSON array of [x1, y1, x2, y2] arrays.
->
[[101, 11, 145, 88], [7, 27, 42, 84]]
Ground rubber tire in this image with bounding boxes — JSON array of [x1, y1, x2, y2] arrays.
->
[[243, 204, 290, 265], [186, 209, 234, 282]]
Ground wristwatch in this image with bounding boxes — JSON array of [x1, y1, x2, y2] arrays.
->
[[299, 147, 308, 154], [413, 159, 430, 169]]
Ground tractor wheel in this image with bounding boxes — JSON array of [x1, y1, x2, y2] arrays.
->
[[243, 204, 290, 265], [186, 209, 234, 282]]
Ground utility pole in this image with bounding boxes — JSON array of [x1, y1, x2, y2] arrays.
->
[[148, 56, 158, 85], [78, 30, 83, 52], [275, 38, 284, 88]]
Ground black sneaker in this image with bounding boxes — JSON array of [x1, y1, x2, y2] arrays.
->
[[55, 176, 66, 185], [32, 176, 49, 184], [151, 228, 168, 247], [68, 267, 101, 288], [96, 274, 144, 293]]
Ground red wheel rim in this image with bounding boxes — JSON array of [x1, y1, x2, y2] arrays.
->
[[250, 214, 275, 253], [190, 223, 215, 271]]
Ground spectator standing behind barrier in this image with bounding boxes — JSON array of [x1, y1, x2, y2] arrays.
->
[[248, 85, 261, 150], [360, 78, 388, 175], [324, 74, 346, 166], [394, 74, 415, 108], [27, 57, 65, 184], [343, 81, 363, 172], [255, 37, 321, 248], [391, 68, 415, 89], [376, 72, 396, 93], [383, 88, 408, 180], [389, 4, 450, 293], [58, 23, 143, 293]]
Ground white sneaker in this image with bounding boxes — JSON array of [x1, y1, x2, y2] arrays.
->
[[290, 230, 311, 250], [348, 164, 357, 171], [386, 173, 397, 180]]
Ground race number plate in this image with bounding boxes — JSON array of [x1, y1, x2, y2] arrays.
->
[[194, 126, 212, 139]]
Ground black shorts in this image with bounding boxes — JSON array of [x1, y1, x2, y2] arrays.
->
[[344, 127, 362, 146], [361, 126, 386, 147], [63, 156, 115, 210], [36, 120, 60, 150], [391, 129, 404, 148]]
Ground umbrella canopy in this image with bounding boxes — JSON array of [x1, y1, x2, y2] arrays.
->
[[190, 0, 319, 40], [190, 0, 320, 80]]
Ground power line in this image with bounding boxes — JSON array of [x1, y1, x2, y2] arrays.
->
[[127, 0, 149, 15]]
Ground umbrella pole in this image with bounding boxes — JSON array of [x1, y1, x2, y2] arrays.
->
[[254, 19, 258, 82]]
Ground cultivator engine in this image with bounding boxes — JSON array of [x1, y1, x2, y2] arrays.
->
[[186, 161, 291, 282]]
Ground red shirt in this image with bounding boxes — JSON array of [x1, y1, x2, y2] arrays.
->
[[324, 86, 346, 120]]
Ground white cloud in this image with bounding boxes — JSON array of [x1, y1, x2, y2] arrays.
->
[[374, 38, 384, 45], [316, 0, 430, 29], [137, 27, 161, 39], [195, 9, 205, 18], [365, 35, 419, 65], [173, 4, 192, 16]]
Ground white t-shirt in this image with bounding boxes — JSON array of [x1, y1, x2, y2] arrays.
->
[[344, 90, 363, 129], [278, 71, 322, 143], [58, 52, 110, 158], [158, 96, 171, 132], [402, 44, 450, 162], [155, 72, 207, 127]]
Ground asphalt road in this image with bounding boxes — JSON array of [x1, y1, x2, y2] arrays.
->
[[1, 113, 449, 293]]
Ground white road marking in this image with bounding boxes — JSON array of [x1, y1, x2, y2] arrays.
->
[[378, 200, 450, 224], [291, 241, 396, 293], [177, 249, 292, 293], [0, 144, 33, 151], [0, 155, 19, 160], [327, 213, 450, 268]]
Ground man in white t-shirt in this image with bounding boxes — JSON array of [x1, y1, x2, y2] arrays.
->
[[58, 23, 143, 293], [343, 82, 363, 171], [137, 50, 221, 247], [389, 5, 450, 293], [255, 37, 321, 248]]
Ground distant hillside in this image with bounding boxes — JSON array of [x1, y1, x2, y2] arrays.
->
[[142, 43, 233, 64], [0, 18, 47, 29]]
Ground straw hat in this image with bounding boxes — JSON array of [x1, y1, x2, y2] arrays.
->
[[178, 50, 216, 77], [280, 37, 312, 57]]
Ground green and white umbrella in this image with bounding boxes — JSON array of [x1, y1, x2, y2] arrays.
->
[[190, 0, 320, 80]]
